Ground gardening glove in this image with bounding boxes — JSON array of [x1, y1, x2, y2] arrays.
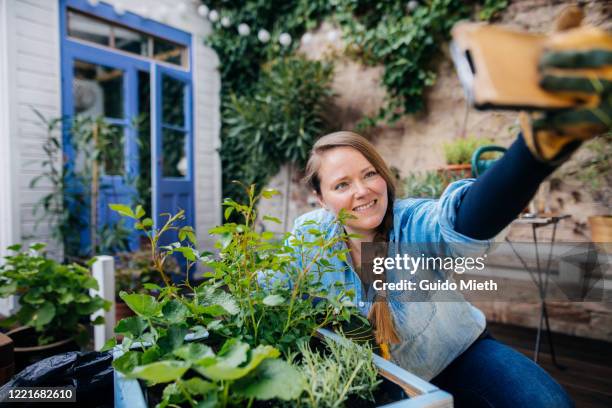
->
[[520, 5, 612, 164]]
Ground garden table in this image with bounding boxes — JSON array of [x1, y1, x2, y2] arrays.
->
[[506, 214, 570, 368]]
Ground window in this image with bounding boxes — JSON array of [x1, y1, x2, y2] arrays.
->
[[67, 9, 188, 68]]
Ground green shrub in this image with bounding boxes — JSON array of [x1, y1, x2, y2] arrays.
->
[[442, 137, 493, 165], [221, 56, 334, 206], [0, 243, 110, 345]]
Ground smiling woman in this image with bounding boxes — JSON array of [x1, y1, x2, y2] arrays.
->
[[293, 130, 576, 408]]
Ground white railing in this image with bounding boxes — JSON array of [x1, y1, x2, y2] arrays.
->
[[90, 256, 116, 351]]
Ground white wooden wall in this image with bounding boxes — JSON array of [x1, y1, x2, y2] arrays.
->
[[0, 0, 222, 270]]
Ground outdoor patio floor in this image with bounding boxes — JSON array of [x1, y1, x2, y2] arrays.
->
[[488, 322, 612, 408]]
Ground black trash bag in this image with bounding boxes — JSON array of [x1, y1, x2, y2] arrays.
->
[[0, 351, 113, 408]]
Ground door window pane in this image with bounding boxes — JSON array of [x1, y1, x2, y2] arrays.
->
[[101, 125, 124, 176], [161, 75, 185, 127], [67, 10, 110, 46], [114, 26, 148, 56], [162, 128, 187, 178], [73, 60, 124, 119]]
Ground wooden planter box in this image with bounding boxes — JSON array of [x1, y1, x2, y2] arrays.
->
[[113, 328, 452, 408]]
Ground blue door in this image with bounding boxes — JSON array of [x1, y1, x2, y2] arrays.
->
[[60, 0, 195, 256], [62, 43, 146, 253], [152, 64, 194, 242]]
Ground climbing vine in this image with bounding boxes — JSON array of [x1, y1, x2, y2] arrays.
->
[[202, 0, 507, 203]]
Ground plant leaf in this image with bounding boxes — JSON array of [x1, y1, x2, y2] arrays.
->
[[234, 359, 304, 401], [119, 292, 161, 317], [193, 342, 279, 381], [262, 294, 285, 306], [129, 360, 190, 384], [115, 316, 147, 337]]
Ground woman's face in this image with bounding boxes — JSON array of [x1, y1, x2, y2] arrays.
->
[[315, 146, 388, 239]]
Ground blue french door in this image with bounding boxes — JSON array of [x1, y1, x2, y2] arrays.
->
[[62, 43, 146, 253], [152, 64, 194, 242], [60, 0, 195, 256]]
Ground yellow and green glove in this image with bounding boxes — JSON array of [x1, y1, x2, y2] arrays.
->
[[521, 7, 612, 164]]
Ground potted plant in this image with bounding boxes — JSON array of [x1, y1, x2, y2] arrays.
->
[[106, 187, 452, 407], [0, 243, 110, 371], [439, 136, 493, 183]]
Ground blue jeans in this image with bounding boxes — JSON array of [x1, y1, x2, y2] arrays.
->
[[431, 333, 574, 408]]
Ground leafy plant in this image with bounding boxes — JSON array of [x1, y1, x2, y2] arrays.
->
[[107, 186, 380, 406], [30, 110, 133, 260], [0, 243, 110, 345], [206, 0, 507, 204], [402, 171, 446, 199], [204, 183, 362, 353], [442, 136, 493, 165], [220, 56, 334, 207], [114, 245, 175, 299]]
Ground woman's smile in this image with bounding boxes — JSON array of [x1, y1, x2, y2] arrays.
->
[[353, 199, 377, 212]]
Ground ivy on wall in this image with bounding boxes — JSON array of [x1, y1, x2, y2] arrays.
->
[[202, 0, 507, 204]]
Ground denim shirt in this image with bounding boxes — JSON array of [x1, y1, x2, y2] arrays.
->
[[290, 179, 492, 381]]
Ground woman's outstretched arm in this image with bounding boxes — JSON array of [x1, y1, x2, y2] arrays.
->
[[454, 134, 557, 240]]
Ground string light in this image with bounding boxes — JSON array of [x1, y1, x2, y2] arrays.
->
[[208, 9, 219, 22], [279, 33, 292, 46], [197, 4, 209, 17], [221, 16, 231, 27], [238, 23, 251, 36], [257, 29, 270, 43], [301, 32, 313, 45]]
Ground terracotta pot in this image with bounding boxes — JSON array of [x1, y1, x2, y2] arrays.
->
[[115, 301, 135, 322], [589, 215, 612, 253], [7, 326, 79, 373], [438, 164, 472, 186]]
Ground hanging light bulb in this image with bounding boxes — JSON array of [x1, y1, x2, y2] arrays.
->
[[406, 1, 419, 12], [221, 16, 231, 27], [279, 33, 292, 47], [197, 4, 209, 17], [301, 32, 313, 45], [238, 23, 250, 36], [257, 29, 270, 43], [208, 9, 219, 22]]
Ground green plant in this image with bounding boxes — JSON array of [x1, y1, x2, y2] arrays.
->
[[402, 171, 446, 199], [206, 0, 507, 205], [220, 56, 334, 207], [294, 336, 380, 407], [107, 186, 379, 406], [442, 136, 493, 165], [30, 111, 133, 260], [556, 132, 612, 207], [114, 245, 175, 299], [0, 243, 110, 345]]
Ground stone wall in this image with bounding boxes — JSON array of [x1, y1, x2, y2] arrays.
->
[[257, 1, 612, 341]]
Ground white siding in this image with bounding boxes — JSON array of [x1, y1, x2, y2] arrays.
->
[[1, 0, 222, 260]]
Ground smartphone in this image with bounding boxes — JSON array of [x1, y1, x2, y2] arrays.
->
[[450, 22, 582, 111]]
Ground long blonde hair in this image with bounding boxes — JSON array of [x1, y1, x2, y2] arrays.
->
[[304, 131, 400, 346]]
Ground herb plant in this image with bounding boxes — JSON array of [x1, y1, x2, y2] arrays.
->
[[0, 243, 110, 345]]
